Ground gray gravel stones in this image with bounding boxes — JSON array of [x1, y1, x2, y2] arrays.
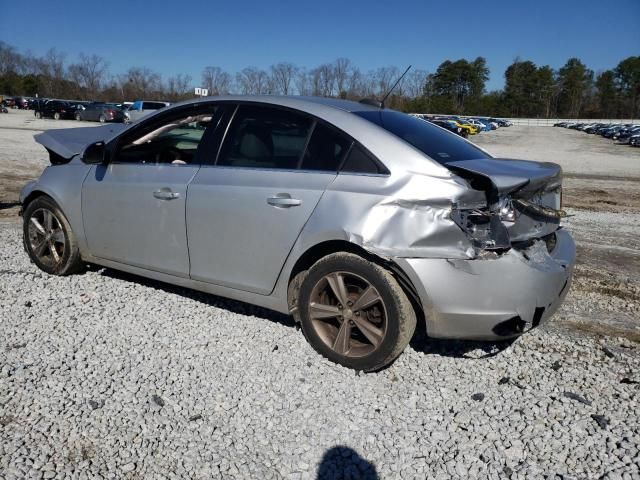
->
[[1, 221, 640, 479]]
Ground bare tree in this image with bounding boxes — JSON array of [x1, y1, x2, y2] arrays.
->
[[270, 62, 298, 95], [68, 53, 108, 98], [34, 48, 67, 97], [358, 70, 378, 98], [0, 42, 24, 75], [295, 69, 312, 96], [310, 63, 335, 97], [333, 58, 351, 96], [236, 67, 269, 94], [405, 69, 428, 99], [119, 67, 162, 99], [347, 68, 364, 98], [166, 73, 193, 100], [374, 66, 400, 97], [201, 66, 232, 95]]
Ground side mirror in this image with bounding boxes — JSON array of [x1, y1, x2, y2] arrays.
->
[[83, 142, 107, 164]]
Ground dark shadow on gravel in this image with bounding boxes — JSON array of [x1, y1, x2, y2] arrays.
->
[[317, 446, 378, 480], [0, 201, 21, 210], [410, 327, 517, 359], [95, 267, 296, 328]]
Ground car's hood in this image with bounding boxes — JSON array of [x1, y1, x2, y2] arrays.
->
[[34, 124, 128, 160], [447, 158, 562, 196]]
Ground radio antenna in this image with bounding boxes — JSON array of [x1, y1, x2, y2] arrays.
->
[[381, 65, 412, 108]]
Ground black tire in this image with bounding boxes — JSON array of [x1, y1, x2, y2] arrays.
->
[[298, 252, 416, 372], [23, 196, 84, 275], [98, 114, 106, 123], [53, 112, 60, 120]]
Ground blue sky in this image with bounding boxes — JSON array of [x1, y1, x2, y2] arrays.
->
[[2, 0, 638, 91]]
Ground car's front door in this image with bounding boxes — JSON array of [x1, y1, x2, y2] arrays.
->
[[81, 105, 222, 277], [187, 105, 352, 295]]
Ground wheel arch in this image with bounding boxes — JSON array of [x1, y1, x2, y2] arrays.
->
[[286, 239, 424, 319], [21, 189, 52, 210]]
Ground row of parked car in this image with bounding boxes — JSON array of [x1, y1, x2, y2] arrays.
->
[[34, 99, 170, 123], [0, 96, 170, 123], [1, 96, 32, 109], [554, 121, 640, 147], [411, 114, 512, 138]]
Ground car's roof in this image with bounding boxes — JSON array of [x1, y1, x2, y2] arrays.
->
[[170, 94, 382, 114], [120, 95, 456, 177]]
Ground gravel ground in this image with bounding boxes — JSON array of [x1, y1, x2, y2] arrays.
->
[[1, 115, 640, 478], [1, 222, 639, 479], [472, 126, 640, 178]]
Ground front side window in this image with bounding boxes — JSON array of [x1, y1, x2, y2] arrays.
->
[[354, 110, 489, 165], [217, 106, 312, 169], [115, 109, 217, 165]]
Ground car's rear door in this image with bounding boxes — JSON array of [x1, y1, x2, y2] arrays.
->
[[187, 104, 351, 295], [81, 104, 223, 277]]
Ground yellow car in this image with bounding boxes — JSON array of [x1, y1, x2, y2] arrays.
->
[[451, 120, 478, 135]]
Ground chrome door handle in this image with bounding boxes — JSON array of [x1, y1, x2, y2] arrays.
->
[[267, 194, 301, 208], [153, 189, 180, 200]]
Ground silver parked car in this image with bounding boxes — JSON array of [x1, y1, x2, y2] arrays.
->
[[20, 96, 575, 371], [124, 100, 170, 122]]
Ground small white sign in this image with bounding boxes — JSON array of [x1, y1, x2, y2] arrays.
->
[[195, 87, 202, 96], [194, 88, 209, 97]]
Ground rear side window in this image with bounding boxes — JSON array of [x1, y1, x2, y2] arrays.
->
[[354, 110, 489, 164], [300, 123, 351, 172], [217, 106, 312, 170], [341, 145, 384, 174]]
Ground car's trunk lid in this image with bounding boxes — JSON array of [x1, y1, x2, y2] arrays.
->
[[447, 158, 564, 250], [34, 124, 128, 162], [446, 158, 562, 196]]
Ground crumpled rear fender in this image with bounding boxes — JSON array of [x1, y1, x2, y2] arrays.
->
[[301, 170, 483, 259]]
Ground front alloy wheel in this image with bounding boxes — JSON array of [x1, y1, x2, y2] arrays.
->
[[23, 196, 83, 275], [27, 208, 66, 269]]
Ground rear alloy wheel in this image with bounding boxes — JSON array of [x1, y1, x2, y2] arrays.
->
[[298, 252, 416, 371], [53, 112, 60, 120], [98, 114, 106, 123], [23, 196, 83, 275]]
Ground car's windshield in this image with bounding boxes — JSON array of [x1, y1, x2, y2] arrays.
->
[[354, 110, 489, 164]]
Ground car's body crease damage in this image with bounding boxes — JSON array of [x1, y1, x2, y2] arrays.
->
[[316, 162, 565, 263]]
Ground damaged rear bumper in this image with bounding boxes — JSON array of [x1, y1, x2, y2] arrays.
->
[[394, 228, 576, 340]]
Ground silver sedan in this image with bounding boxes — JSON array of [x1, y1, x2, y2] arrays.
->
[[20, 96, 575, 371]]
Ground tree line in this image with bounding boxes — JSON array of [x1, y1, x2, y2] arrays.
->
[[0, 41, 638, 118]]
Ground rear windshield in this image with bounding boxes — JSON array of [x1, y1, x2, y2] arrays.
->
[[354, 110, 490, 164]]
